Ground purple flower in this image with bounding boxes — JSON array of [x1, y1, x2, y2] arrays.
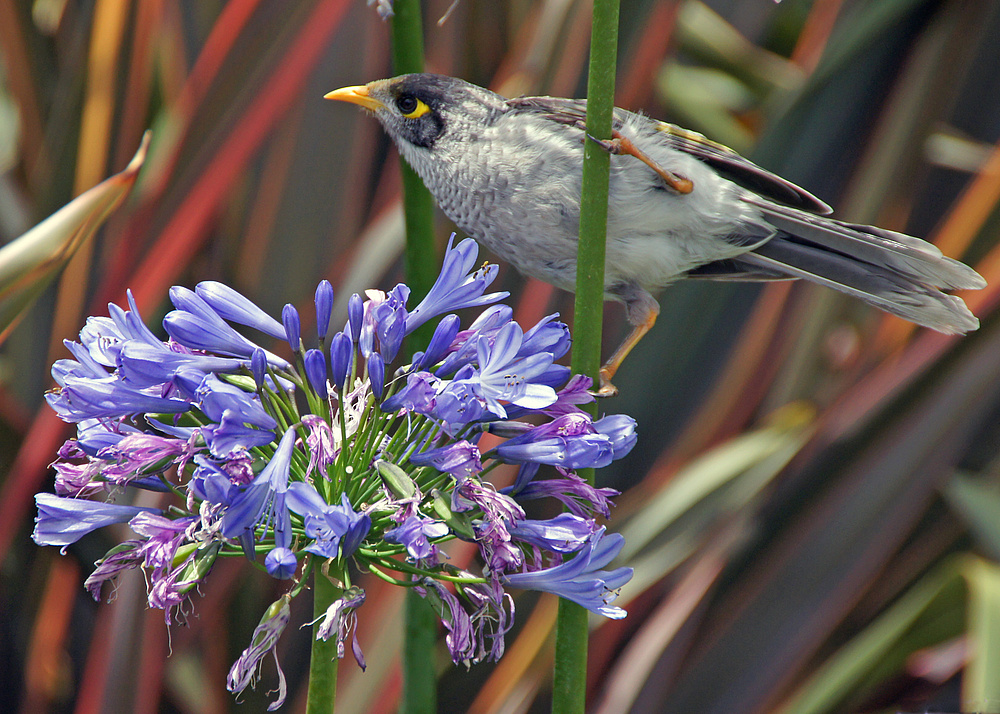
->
[[509, 513, 596, 553], [405, 236, 507, 334], [330, 332, 353, 390], [47, 378, 191, 422], [302, 414, 338, 477], [435, 305, 513, 376], [493, 413, 636, 469], [84, 541, 143, 600], [228, 595, 291, 711], [504, 527, 632, 619], [347, 293, 363, 342], [414, 313, 461, 371], [221, 427, 297, 552], [285, 484, 371, 559], [118, 342, 245, 387], [369, 353, 385, 400], [370, 285, 409, 361], [463, 322, 557, 417], [385, 515, 449, 561], [409, 441, 482, 479], [97, 433, 193, 485], [195, 281, 285, 339], [315, 280, 334, 340], [304, 348, 328, 394], [315, 586, 366, 669], [32, 494, 162, 547], [507, 472, 618, 519], [418, 578, 476, 665], [264, 547, 298, 579], [282, 303, 300, 352]]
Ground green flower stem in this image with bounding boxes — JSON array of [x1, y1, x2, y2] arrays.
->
[[306, 568, 342, 714], [557, 1, 620, 713], [390, 3, 439, 713]]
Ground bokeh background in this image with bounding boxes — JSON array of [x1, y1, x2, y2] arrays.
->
[[4, 0, 1000, 712]]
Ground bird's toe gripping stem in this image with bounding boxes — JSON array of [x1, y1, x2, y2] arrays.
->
[[587, 130, 694, 195]]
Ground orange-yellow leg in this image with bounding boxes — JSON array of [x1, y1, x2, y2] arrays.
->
[[589, 131, 694, 194], [597, 300, 660, 397]]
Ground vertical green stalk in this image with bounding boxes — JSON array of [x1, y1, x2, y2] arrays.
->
[[391, 2, 439, 713], [392, 0, 438, 354], [555, 1, 620, 713], [307, 569, 341, 714]]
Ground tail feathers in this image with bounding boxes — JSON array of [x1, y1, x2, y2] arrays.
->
[[747, 199, 986, 292], [738, 235, 980, 334]]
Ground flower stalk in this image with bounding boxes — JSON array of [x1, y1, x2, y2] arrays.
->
[[558, 0, 622, 712]]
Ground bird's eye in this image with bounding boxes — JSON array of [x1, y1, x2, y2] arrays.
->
[[395, 94, 431, 119]]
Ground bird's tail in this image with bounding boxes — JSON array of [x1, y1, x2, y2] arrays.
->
[[709, 200, 986, 334]]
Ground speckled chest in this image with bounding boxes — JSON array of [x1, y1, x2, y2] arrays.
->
[[399, 113, 586, 278]]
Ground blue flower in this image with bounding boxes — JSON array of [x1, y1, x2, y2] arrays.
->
[[409, 441, 482, 479], [285, 485, 371, 560], [282, 303, 301, 352], [33, 493, 162, 547], [462, 321, 557, 417], [265, 547, 298, 579], [504, 527, 632, 618], [509, 513, 596, 553], [47, 378, 191, 422], [304, 348, 328, 394], [315, 280, 334, 340], [221, 427, 297, 553], [404, 236, 508, 334], [385, 515, 449, 560], [195, 281, 285, 339]]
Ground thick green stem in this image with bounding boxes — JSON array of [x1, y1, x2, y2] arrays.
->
[[556, 1, 620, 713], [393, 0, 438, 355], [306, 569, 341, 714], [391, 2, 439, 712]]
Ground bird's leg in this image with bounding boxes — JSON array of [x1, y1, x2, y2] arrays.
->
[[596, 290, 661, 397], [588, 131, 694, 195]]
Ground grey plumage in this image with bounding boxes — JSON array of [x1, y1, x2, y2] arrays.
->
[[327, 73, 985, 338]]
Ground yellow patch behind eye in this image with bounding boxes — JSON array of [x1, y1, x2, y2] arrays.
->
[[402, 99, 432, 119]]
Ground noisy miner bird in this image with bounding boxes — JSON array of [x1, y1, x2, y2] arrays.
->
[[326, 74, 985, 395]]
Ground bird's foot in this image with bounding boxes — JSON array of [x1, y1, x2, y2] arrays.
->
[[593, 367, 619, 398], [587, 131, 694, 195]]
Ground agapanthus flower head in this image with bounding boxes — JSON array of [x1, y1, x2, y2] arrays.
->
[[33, 235, 634, 704]]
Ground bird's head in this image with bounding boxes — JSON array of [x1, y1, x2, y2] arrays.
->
[[325, 74, 505, 153]]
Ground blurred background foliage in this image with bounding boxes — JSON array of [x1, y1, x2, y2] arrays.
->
[[3, 0, 1000, 712]]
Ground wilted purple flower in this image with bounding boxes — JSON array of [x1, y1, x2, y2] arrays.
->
[[302, 414, 338, 477], [32, 493, 161, 547], [504, 527, 632, 619], [84, 540, 143, 600], [315, 586, 366, 669], [228, 595, 291, 711], [507, 471, 618, 519]]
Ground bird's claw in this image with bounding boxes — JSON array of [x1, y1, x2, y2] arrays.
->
[[587, 130, 694, 195], [592, 368, 619, 398]]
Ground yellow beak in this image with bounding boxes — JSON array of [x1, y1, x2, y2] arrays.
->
[[324, 85, 384, 112]]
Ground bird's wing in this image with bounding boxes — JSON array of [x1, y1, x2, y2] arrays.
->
[[508, 95, 832, 215]]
